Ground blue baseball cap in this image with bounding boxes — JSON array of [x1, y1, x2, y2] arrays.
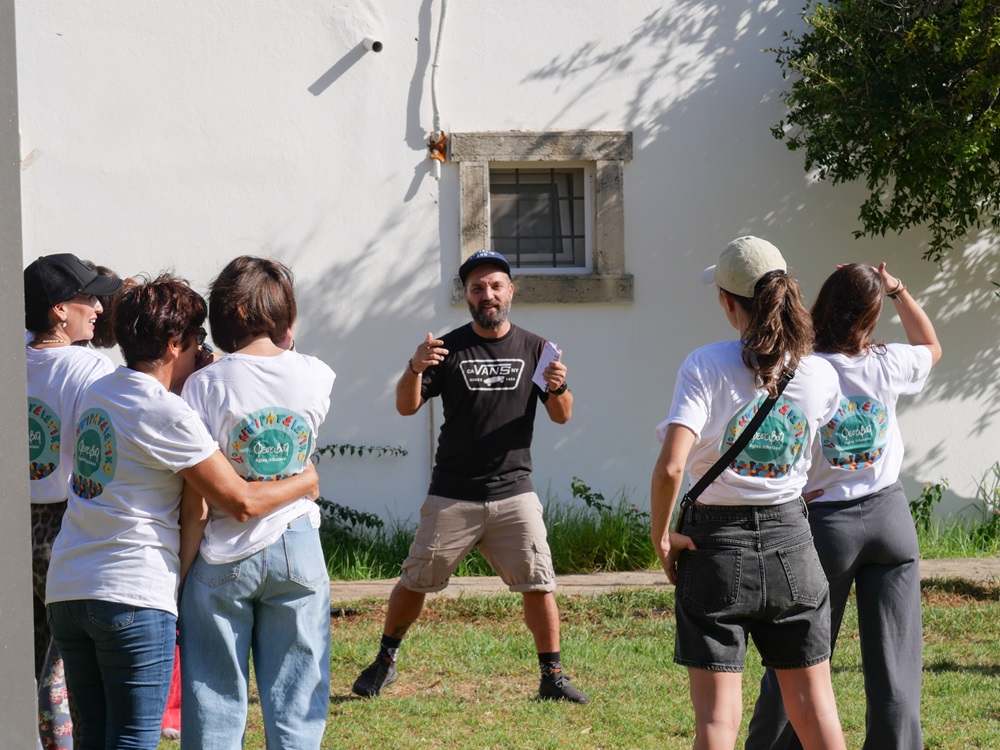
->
[[459, 249, 511, 283]]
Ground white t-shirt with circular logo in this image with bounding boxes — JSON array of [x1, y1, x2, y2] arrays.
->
[[46, 367, 219, 615], [26, 345, 114, 504], [181, 350, 335, 564], [806, 344, 932, 502], [657, 340, 841, 506]]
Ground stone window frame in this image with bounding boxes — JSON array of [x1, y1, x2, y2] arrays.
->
[[450, 130, 633, 304]]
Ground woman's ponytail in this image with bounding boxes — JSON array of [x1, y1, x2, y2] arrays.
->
[[735, 273, 814, 396]]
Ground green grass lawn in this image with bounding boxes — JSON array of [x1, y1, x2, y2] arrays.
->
[[163, 580, 1000, 749]]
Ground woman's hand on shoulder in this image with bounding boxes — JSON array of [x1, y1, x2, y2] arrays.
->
[[658, 531, 697, 585]]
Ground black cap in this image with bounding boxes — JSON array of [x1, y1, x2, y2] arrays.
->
[[25, 253, 123, 309], [458, 249, 512, 283], [25, 254, 124, 330]]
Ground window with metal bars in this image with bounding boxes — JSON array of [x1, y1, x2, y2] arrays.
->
[[450, 130, 632, 304], [489, 167, 587, 269]]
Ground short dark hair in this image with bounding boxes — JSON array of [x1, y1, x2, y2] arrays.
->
[[114, 274, 207, 368], [208, 256, 297, 354], [812, 263, 884, 356]]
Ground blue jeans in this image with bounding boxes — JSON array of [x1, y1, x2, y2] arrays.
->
[[47, 600, 176, 750], [179, 518, 330, 750]]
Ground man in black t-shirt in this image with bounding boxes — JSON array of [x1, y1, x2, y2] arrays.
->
[[352, 249, 588, 704]]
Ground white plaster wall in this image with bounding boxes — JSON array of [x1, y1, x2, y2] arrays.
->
[[17, 0, 1000, 522]]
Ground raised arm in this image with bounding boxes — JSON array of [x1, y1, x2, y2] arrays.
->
[[878, 262, 942, 366], [397, 332, 448, 416], [650, 424, 698, 584], [179, 453, 320, 523]]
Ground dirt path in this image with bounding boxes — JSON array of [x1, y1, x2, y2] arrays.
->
[[329, 557, 1000, 603]]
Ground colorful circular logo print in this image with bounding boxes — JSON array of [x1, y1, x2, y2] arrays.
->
[[28, 398, 61, 480], [722, 396, 807, 479], [820, 396, 888, 471], [72, 408, 117, 499], [227, 408, 312, 481]]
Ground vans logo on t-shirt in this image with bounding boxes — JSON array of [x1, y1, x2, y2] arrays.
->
[[72, 408, 117, 499], [28, 397, 60, 480], [460, 359, 525, 391]]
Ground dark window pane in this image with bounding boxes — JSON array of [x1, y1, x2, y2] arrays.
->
[[489, 167, 586, 269]]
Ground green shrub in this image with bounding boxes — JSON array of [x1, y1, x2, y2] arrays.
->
[[545, 478, 658, 573], [969, 461, 1000, 548], [313, 442, 409, 579], [910, 478, 947, 533], [915, 465, 1000, 558], [313, 443, 407, 461], [317, 498, 413, 580], [976, 462, 1000, 516]]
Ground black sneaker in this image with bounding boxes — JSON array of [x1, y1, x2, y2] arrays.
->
[[538, 669, 589, 703], [352, 654, 398, 697]]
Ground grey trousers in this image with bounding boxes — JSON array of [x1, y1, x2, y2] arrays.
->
[[745, 481, 923, 750]]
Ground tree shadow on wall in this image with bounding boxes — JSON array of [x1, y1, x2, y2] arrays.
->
[[275, 209, 444, 353], [513, 1, 808, 270], [913, 231, 1000, 438], [259, 209, 452, 513], [506, 2, 817, 365], [521, 3, 791, 136]]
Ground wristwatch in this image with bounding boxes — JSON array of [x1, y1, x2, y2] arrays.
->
[[550, 382, 569, 396]]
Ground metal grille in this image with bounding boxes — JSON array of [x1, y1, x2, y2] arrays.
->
[[489, 167, 586, 268]]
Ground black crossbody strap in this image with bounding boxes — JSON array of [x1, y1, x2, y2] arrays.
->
[[680, 368, 795, 510]]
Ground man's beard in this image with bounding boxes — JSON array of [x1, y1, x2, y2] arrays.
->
[[469, 299, 510, 330]]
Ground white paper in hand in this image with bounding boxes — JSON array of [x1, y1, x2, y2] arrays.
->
[[532, 341, 561, 391]]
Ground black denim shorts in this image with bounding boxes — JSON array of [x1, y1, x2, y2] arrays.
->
[[673, 498, 831, 672]]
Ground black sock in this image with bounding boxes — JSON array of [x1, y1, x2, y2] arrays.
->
[[538, 651, 562, 674], [380, 635, 402, 662]]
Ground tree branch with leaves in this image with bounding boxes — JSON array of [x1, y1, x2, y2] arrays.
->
[[773, 0, 1000, 261]]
